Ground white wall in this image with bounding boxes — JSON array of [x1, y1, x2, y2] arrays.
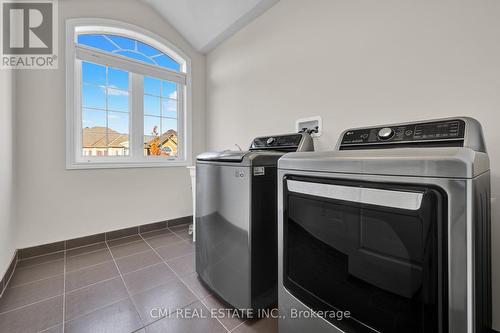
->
[[0, 70, 15, 277], [206, 0, 500, 328], [14, 0, 205, 248]]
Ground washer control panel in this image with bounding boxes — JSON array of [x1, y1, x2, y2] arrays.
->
[[251, 134, 305, 151], [339, 119, 466, 150]]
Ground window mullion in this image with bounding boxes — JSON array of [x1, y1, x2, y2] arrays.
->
[[130, 73, 144, 159], [74, 59, 83, 162], [177, 84, 184, 161], [105, 66, 109, 157]]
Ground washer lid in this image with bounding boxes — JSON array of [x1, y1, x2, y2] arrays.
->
[[197, 151, 249, 162], [278, 147, 490, 179]]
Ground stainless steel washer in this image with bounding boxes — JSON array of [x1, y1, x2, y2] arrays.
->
[[196, 132, 314, 312], [277, 117, 491, 333]]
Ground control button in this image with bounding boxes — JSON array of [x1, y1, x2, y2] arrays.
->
[[378, 127, 394, 140], [361, 134, 369, 139], [266, 137, 275, 145], [405, 130, 413, 136]]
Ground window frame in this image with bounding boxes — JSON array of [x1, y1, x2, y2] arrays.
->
[[66, 18, 192, 169]]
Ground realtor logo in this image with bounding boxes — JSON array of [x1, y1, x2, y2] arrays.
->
[[1, 0, 58, 69]]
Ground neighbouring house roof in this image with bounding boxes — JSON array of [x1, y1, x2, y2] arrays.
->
[[144, 129, 177, 149], [82, 127, 129, 149], [82, 127, 177, 149]]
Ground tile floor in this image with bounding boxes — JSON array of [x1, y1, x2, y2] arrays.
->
[[0, 224, 278, 333]]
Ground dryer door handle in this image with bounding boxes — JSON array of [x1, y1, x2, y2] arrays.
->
[[286, 180, 424, 211]]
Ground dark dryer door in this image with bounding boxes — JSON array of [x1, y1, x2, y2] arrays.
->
[[283, 176, 447, 333]]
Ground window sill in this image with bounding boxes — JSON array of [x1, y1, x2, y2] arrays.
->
[[66, 159, 191, 170]]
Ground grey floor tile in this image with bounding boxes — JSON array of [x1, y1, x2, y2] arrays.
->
[[0, 296, 63, 333], [143, 232, 184, 249], [9, 259, 64, 287], [109, 240, 151, 259], [141, 228, 175, 240], [65, 261, 119, 292], [66, 242, 107, 257], [202, 294, 246, 331], [115, 250, 162, 274], [179, 272, 212, 299], [0, 275, 64, 313], [65, 299, 143, 333], [167, 253, 196, 276], [16, 252, 64, 269], [65, 277, 129, 321], [66, 249, 113, 272], [169, 225, 192, 241], [232, 317, 278, 333], [145, 301, 226, 333], [155, 241, 194, 261], [107, 235, 142, 248], [131, 278, 197, 325], [123, 263, 177, 295], [40, 323, 64, 333]]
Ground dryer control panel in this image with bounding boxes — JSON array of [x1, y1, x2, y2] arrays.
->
[[339, 119, 466, 150]]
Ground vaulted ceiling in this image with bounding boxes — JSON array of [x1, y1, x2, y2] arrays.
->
[[143, 0, 279, 53]]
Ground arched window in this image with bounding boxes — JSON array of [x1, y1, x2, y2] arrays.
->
[[66, 19, 191, 169], [77, 34, 181, 71]]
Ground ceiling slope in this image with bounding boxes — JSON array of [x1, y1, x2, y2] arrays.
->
[[143, 0, 279, 53]]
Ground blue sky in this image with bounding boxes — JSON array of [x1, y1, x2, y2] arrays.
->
[[80, 34, 179, 138]]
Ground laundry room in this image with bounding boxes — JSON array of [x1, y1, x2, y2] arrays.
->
[[0, 0, 499, 332]]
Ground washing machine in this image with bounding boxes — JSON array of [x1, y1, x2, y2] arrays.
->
[[196, 132, 314, 313], [277, 117, 491, 333]]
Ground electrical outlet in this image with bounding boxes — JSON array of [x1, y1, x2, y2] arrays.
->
[[296, 116, 322, 137]]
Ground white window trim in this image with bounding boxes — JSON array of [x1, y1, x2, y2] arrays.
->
[[66, 18, 192, 169]]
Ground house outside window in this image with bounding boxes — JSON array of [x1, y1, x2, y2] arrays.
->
[[66, 19, 192, 169]]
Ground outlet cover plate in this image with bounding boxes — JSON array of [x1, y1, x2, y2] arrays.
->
[[296, 116, 322, 137]]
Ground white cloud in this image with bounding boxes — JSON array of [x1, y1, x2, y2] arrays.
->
[[107, 88, 129, 96]]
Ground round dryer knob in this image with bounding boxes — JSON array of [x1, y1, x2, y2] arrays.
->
[[378, 127, 394, 140], [266, 137, 276, 145]]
